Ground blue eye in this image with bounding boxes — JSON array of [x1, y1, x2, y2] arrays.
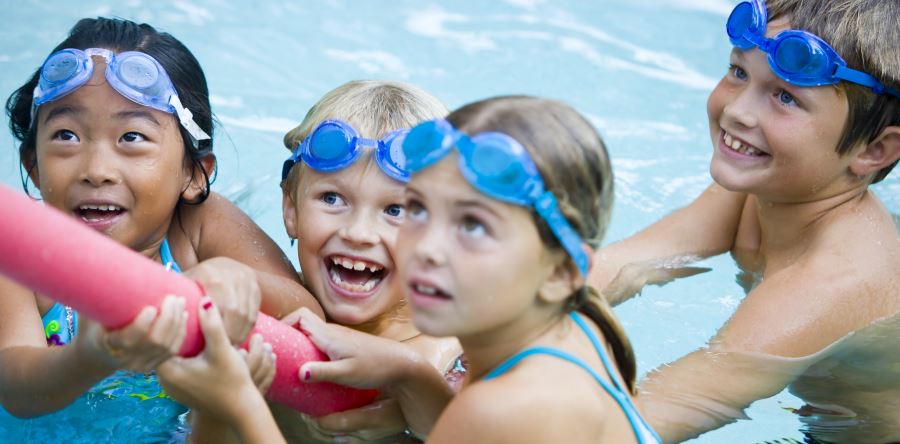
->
[[321, 192, 346, 206], [384, 203, 405, 218], [120, 131, 147, 143], [730, 64, 748, 81], [777, 90, 796, 105], [53, 129, 79, 142]]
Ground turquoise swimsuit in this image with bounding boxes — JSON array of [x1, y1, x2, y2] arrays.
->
[[0, 239, 190, 443], [484, 311, 662, 444]]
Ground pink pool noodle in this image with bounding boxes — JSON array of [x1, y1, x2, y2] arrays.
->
[[0, 183, 377, 416]]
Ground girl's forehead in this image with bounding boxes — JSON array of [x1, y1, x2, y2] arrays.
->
[[409, 155, 506, 210]]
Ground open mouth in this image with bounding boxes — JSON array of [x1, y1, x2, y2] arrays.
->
[[409, 280, 452, 300], [723, 131, 770, 158], [76, 204, 126, 224], [325, 254, 387, 295]]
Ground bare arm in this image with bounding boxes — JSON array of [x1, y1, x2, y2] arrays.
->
[[182, 192, 323, 319], [0, 279, 113, 416], [0, 279, 186, 417], [590, 184, 747, 305], [636, 266, 871, 442]]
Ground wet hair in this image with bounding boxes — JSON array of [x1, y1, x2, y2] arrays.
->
[[5, 17, 215, 202], [446, 96, 637, 393], [766, 0, 900, 183], [280, 80, 448, 198]]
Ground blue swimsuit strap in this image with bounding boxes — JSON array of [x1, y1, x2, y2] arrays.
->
[[159, 238, 181, 273], [483, 312, 661, 444]]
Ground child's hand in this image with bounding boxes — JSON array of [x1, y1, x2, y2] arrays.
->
[[157, 297, 276, 422], [282, 307, 418, 389], [239, 332, 277, 394], [76, 295, 188, 372], [304, 398, 409, 443], [186, 257, 261, 345]]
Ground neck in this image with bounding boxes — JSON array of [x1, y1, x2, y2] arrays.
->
[[459, 306, 565, 381], [350, 301, 421, 342], [755, 185, 867, 267]]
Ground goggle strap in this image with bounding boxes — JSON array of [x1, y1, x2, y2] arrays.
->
[[834, 66, 900, 99], [534, 192, 590, 276], [169, 94, 211, 144]]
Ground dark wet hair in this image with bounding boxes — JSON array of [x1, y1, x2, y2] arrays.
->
[[447, 96, 637, 393], [5, 17, 215, 202]]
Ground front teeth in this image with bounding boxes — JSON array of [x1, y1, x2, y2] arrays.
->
[[415, 284, 438, 296], [330, 256, 384, 272], [328, 267, 380, 293], [723, 132, 763, 156], [80, 204, 122, 211]]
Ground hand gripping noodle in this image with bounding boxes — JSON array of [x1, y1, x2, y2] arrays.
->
[[0, 184, 377, 416]]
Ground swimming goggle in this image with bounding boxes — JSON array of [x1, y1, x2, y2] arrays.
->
[[727, 0, 900, 98], [31, 48, 211, 145], [402, 119, 590, 276], [281, 119, 410, 182]]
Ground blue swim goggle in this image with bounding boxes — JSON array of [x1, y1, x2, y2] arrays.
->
[[31, 48, 211, 145], [402, 119, 590, 276], [727, 0, 900, 98], [281, 119, 410, 183]]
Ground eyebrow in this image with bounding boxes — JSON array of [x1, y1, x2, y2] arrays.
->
[[457, 199, 505, 221], [730, 47, 745, 59], [113, 109, 161, 126], [43, 105, 81, 125]]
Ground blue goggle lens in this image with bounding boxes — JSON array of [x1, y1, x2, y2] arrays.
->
[[42, 51, 81, 85], [726, 2, 757, 48], [118, 54, 160, 90], [309, 124, 354, 161]]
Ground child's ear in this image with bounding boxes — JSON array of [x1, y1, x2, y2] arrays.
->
[[282, 190, 298, 239], [849, 126, 900, 179], [181, 154, 216, 201], [537, 244, 591, 304]]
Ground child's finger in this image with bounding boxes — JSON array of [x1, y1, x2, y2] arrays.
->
[[108, 305, 157, 350], [299, 359, 360, 386], [244, 334, 265, 374], [257, 346, 276, 394], [150, 296, 186, 350], [251, 342, 274, 389], [197, 296, 231, 353]]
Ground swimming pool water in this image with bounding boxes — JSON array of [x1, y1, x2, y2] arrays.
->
[[2, 0, 898, 442]]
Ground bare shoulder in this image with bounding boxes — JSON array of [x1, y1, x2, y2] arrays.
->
[[429, 363, 607, 444], [717, 248, 899, 357]]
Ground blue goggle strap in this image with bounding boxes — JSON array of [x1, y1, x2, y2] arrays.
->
[[533, 191, 589, 276], [833, 66, 900, 99]]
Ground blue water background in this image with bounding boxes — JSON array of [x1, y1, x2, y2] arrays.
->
[[1, 0, 898, 442]]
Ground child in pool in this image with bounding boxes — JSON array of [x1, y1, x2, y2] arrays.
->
[[273, 80, 462, 442], [155, 96, 662, 443], [0, 17, 319, 440], [590, 0, 900, 442]]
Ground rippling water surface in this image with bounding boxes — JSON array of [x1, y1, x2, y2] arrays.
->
[[2, 1, 898, 442]]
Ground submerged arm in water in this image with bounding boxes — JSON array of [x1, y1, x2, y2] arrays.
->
[[637, 347, 811, 443]]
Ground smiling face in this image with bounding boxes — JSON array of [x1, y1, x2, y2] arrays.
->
[[283, 157, 407, 326], [397, 154, 560, 339], [29, 56, 199, 256], [707, 18, 857, 203]]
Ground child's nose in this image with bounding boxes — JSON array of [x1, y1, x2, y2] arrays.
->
[[412, 225, 446, 267], [338, 215, 379, 246], [80, 144, 121, 186], [722, 89, 760, 130]]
